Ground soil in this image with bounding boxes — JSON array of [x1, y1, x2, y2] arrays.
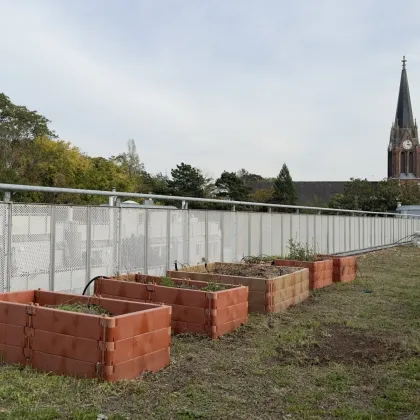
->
[[210, 263, 296, 279], [276, 325, 406, 366], [44, 303, 112, 317]]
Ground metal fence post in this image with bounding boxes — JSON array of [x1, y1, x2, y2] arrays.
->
[[166, 210, 171, 271], [6, 203, 12, 292], [220, 213, 224, 262], [117, 207, 122, 275], [144, 209, 149, 274], [205, 211, 209, 263], [49, 206, 56, 292], [248, 212, 252, 257], [85, 207, 92, 291]]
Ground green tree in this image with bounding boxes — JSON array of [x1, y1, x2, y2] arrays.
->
[[0, 93, 56, 183], [215, 171, 250, 201], [168, 163, 206, 198], [271, 163, 297, 205]]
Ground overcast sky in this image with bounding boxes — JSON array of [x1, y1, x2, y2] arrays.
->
[[1, 0, 420, 181]]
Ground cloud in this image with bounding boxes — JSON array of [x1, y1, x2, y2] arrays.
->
[[1, 0, 420, 181]]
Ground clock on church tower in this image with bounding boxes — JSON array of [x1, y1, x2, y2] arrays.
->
[[388, 56, 420, 180]]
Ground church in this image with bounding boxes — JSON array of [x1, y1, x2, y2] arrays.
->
[[251, 57, 420, 205], [388, 56, 420, 180]]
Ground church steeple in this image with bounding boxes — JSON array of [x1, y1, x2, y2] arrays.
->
[[388, 56, 420, 180], [395, 56, 415, 128]]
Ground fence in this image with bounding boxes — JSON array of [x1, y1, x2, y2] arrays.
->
[[1, 201, 419, 294]]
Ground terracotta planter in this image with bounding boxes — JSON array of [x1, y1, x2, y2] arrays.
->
[[94, 276, 248, 339], [273, 258, 333, 290], [0, 290, 171, 381], [317, 255, 357, 283], [167, 263, 309, 314]]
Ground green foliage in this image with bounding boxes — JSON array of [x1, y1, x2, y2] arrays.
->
[[44, 303, 111, 316], [159, 276, 176, 287], [215, 171, 250, 201], [168, 163, 206, 198], [271, 163, 297, 205], [328, 178, 420, 212], [285, 238, 316, 262], [200, 282, 229, 292]]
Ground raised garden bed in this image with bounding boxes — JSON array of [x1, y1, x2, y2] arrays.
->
[[0, 290, 171, 381], [317, 255, 357, 283], [94, 275, 248, 339], [273, 257, 333, 289], [167, 263, 309, 314]]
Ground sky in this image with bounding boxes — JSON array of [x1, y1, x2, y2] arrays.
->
[[1, 0, 420, 182]]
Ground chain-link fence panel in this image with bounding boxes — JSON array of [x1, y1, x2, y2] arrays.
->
[[10, 204, 51, 292], [54, 206, 88, 293], [119, 208, 146, 275], [250, 213, 261, 257], [0, 204, 8, 292], [236, 212, 249, 261], [261, 213, 272, 256], [90, 206, 118, 281]]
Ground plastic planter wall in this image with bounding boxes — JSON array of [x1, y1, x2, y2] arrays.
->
[[0, 290, 171, 381], [94, 276, 248, 339], [167, 263, 310, 314], [274, 258, 333, 290], [317, 255, 357, 283]]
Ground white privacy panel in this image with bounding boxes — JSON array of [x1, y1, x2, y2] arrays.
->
[[208, 211, 222, 263], [236, 212, 249, 260], [188, 210, 206, 267], [271, 214, 283, 256], [250, 213, 261, 256], [169, 210, 187, 270], [261, 214, 272, 256], [222, 212, 236, 262], [147, 209, 169, 276]]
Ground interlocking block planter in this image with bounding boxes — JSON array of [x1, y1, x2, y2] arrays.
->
[[167, 263, 309, 314], [0, 290, 171, 381], [317, 255, 357, 283], [94, 276, 248, 339], [274, 258, 333, 290]]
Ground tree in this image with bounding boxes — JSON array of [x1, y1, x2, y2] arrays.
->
[[168, 163, 206, 198], [215, 171, 250, 201], [0, 93, 56, 183], [271, 164, 297, 205]]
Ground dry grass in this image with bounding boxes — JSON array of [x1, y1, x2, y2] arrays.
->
[[0, 246, 419, 419]]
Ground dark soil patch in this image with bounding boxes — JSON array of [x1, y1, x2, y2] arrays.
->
[[210, 263, 296, 279], [276, 325, 406, 366], [44, 303, 112, 316]]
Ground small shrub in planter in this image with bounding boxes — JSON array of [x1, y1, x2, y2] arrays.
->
[[0, 290, 171, 381], [95, 275, 248, 339], [167, 262, 310, 314], [273, 239, 333, 290]]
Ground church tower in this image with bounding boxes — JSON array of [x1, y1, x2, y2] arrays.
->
[[388, 56, 420, 180]]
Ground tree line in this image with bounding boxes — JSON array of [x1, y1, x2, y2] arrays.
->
[[0, 93, 297, 207], [1, 93, 419, 211]]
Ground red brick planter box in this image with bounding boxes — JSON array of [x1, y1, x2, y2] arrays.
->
[[94, 276, 248, 340], [0, 290, 171, 381], [317, 255, 357, 283], [274, 258, 333, 290], [167, 263, 310, 314]]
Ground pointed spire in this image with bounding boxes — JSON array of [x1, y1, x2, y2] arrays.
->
[[395, 56, 414, 128]]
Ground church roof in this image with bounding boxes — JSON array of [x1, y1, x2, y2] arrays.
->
[[395, 56, 415, 128]]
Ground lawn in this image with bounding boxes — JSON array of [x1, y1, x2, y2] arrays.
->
[[0, 246, 419, 419]]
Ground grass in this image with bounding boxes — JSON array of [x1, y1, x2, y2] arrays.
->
[[1, 246, 419, 419], [44, 304, 112, 317]]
